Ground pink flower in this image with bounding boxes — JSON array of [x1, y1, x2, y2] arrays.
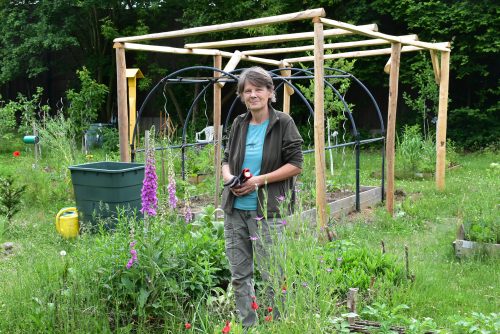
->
[[185, 322, 192, 329], [254, 215, 264, 221], [140, 147, 158, 217], [276, 194, 285, 202], [249, 235, 259, 241], [126, 240, 138, 269]]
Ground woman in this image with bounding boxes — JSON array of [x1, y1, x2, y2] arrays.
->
[[221, 66, 303, 327]]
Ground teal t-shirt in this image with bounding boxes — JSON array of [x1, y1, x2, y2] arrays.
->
[[234, 119, 269, 210]]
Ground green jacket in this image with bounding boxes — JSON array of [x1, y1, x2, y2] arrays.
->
[[221, 107, 303, 218]]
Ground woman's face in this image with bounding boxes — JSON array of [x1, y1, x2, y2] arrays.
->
[[242, 81, 273, 113]]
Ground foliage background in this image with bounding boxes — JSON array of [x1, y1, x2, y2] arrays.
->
[[0, 0, 498, 148]]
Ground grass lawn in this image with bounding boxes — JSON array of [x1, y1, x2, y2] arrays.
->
[[0, 147, 498, 333]]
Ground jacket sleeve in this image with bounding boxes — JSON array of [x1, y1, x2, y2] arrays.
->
[[282, 117, 303, 169], [222, 117, 238, 166]]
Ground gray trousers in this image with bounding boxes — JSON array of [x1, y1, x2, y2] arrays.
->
[[224, 209, 284, 327]]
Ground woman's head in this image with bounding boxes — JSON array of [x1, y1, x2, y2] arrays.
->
[[237, 67, 276, 106]]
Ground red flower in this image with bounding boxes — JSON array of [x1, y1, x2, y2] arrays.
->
[[222, 321, 231, 333], [13, 151, 20, 157], [265, 315, 272, 322], [251, 296, 259, 311], [267, 306, 273, 313], [184, 322, 192, 329]]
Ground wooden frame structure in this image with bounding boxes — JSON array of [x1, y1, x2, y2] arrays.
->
[[113, 8, 451, 224]]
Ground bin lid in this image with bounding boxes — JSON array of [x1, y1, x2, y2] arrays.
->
[[68, 162, 145, 173]]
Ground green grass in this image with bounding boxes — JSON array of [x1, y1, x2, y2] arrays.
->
[[0, 145, 499, 333]]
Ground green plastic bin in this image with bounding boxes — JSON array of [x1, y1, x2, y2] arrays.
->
[[69, 162, 145, 227]]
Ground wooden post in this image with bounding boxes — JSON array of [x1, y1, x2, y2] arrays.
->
[[347, 288, 359, 313], [280, 64, 293, 114], [214, 55, 223, 209], [313, 17, 328, 234], [385, 43, 401, 215], [436, 51, 450, 191], [115, 43, 130, 162], [126, 69, 144, 147]]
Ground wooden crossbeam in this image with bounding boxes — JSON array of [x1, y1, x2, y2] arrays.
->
[[283, 44, 449, 63], [240, 35, 417, 56], [123, 43, 283, 66], [321, 18, 450, 52], [184, 24, 378, 49], [114, 8, 326, 43]]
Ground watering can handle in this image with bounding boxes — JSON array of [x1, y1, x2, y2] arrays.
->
[[56, 207, 77, 230]]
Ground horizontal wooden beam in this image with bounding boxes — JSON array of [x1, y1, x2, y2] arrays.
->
[[240, 34, 417, 56], [114, 8, 326, 43], [320, 18, 450, 52], [184, 24, 378, 49], [284, 44, 450, 63], [122, 42, 283, 67], [122, 43, 223, 56]]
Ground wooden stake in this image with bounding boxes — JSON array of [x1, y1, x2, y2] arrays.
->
[[347, 288, 359, 313], [430, 50, 441, 85], [213, 55, 223, 210], [313, 17, 328, 235], [280, 65, 293, 114], [115, 43, 130, 162], [436, 51, 450, 191], [114, 8, 326, 43], [385, 43, 401, 215], [184, 25, 377, 49]]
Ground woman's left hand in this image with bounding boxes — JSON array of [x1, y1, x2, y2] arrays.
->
[[231, 176, 262, 196]]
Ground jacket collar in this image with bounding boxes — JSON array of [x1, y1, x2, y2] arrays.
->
[[242, 106, 279, 135]]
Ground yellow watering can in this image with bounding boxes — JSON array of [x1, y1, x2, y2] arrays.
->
[[55, 207, 79, 239]]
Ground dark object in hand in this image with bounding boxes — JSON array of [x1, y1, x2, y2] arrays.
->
[[224, 168, 252, 188]]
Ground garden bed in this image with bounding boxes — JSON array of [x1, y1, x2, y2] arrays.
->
[[300, 186, 382, 223], [453, 224, 500, 258], [184, 186, 382, 222]]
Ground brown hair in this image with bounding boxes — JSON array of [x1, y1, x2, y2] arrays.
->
[[236, 66, 276, 104]]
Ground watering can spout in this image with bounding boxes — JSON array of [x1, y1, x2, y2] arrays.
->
[[55, 207, 79, 239]]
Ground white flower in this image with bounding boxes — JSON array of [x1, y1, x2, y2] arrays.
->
[[60, 250, 67, 257]]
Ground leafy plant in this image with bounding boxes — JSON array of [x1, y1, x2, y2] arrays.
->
[[451, 312, 499, 333], [397, 124, 440, 174], [37, 112, 78, 168], [297, 56, 356, 134], [0, 94, 18, 141], [66, 67, 109, 139], [95, 213, 229, 327], [402, 54, 439, 140], [0, 175, 26, 223], [463, 216, 499, 244]]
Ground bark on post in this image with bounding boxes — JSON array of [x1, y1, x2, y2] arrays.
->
[[114, 43, 130, 162], [385, 43, 401, 215], [436, 51, 450, 191], [313, 17, 328, 233], [213, 55, 223, 209]]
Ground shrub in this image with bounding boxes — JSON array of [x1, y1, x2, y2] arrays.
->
[[87, 214, 229, 328], [66, 67, 108, 140]]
